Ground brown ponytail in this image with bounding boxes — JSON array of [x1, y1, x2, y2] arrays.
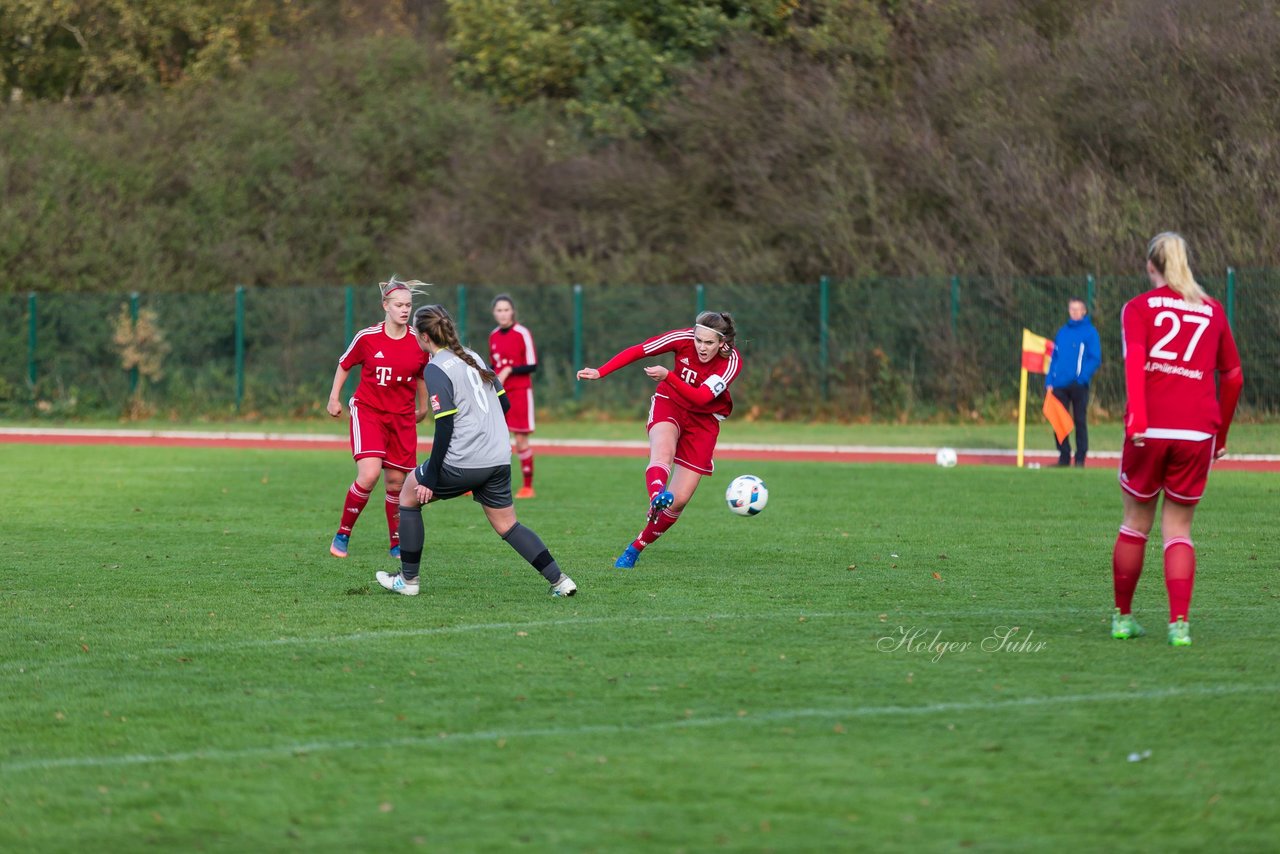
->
[[412, 305, 498, 386]]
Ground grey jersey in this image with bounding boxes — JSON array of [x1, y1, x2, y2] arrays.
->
[[424, 347, 511, 469]]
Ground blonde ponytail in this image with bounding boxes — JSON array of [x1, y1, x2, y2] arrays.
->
[[378, 275, 431, 302], [1147, 233, 1208, 304]]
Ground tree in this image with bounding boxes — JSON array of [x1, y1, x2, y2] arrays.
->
[[0, 0, 305, 101], [446, 0, 796, 138]]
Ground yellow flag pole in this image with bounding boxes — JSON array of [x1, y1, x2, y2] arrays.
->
[[1016, 366, 1029, 468]]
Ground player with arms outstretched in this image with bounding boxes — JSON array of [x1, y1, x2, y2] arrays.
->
[[577, 311, 742, 569], [1111, 233, 1243, 647]]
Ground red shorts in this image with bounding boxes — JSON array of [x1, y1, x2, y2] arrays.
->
[[503, 386, 535, 434], [1119, 437, 1216, 505], [647, 393, 721, 475], [349, 399, 417, 472]]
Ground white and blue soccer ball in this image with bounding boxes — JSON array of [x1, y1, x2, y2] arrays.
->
[[725, 474, 769, 516], [935, 447, 958, 468]]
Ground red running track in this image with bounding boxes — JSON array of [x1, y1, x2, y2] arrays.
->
[[1, 429, 1277, 471]]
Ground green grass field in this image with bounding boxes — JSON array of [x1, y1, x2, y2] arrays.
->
[[3, 443, 1278, 851]]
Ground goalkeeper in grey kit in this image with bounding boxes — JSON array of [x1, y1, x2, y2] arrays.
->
[[376, 304, 577, 598]]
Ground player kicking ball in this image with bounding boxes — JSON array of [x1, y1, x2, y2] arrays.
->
[[577, 311, 743, 569]]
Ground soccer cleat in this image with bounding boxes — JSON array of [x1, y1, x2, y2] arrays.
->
[[550, 573, 577, 597], [1111, 609, 1145, 640], [647, 489, 674, 523], [515, 486, 536, 499], [614, 544, 641, 569], [389, 545, 401, 559], [375, 570, 419, 596], [1168, 618, 1192, 647], [330, 533, 350, 558]]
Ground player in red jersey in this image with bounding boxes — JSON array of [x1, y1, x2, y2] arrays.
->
[[1111, 233, 1243, 647], [489, 294, 539, 498], [576, 311, 742, 569], [326, 277, 430, 559]]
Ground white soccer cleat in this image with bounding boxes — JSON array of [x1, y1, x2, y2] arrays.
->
[[376, 570, 419, 596], [550, 574, 577, 597]]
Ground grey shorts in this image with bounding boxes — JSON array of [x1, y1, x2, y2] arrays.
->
[[416, 462, 513, 508]]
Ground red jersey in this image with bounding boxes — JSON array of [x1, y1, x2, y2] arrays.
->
[[598, 328, 743, 419], [1120, 286, 1241, 439], [489, 323, 537, 392], [338, 323, 427, 416]]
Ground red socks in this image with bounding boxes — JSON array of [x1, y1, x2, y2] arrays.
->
[[634, 508, 680, 552], [1113, 527, 1197, 623], [645, 463, 670, 501], [384, 493, 400, 548], [338, 482, 372, 536], [518, 448, 534, 488], [1163, 538, 1196, 622], [1112, 526, 1147, 614]]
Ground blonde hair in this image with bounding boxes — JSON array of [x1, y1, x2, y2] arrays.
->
[[412, 304, 498, 386], [1146, 233, 1208, 304], [378, 275, 431, 303]]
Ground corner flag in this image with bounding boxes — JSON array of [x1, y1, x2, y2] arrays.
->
[[1021, 329, 1054, 373], [1016, 329, 1055, 467]]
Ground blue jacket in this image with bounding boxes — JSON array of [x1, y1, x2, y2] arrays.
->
[[1046, 316, 1101, 388]]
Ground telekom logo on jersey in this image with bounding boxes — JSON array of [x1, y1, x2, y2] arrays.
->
[[375, 366, 394, 386]]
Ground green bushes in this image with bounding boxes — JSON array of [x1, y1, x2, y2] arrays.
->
[[4, 1, 1280, 421], [5, 3, 1280, 291]]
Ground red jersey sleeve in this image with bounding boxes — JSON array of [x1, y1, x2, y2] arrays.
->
[[595, 330, 686, 378], [663, 346, 742, 405], [595, 343, 648, 378], [1120, 299, 1150, 439], [1216, 323, 1244, 448], [338, 329, 370, 371], [664, 372, 717, 407]]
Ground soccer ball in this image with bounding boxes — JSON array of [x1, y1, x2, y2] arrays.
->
[[725, 474, 769, 516], [935, 447, 958, 468]]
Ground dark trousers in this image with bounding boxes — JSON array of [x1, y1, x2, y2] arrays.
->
[[1052, 383, 1090, 465]]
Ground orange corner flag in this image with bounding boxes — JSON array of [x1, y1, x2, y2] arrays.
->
[[1043, 393, 1073, 443], [1021, 329, 1054, 374]]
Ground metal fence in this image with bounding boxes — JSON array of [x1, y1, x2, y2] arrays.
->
[[3, 273, 1276, 420]]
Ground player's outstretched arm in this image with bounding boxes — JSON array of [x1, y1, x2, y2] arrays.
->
[[582, 342, 650, 380]]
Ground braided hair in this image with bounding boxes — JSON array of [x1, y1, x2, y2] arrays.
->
[[412, 304, 498, 386]]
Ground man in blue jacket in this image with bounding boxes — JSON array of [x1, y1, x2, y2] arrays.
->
[[1047, 297, 1102, 467]]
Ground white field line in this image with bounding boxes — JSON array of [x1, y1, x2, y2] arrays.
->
[[5, 605, 1273, 675], [3, 426, 1278, 461], [3, 682, 1275, 774], [0, 606, 1167, 676]]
